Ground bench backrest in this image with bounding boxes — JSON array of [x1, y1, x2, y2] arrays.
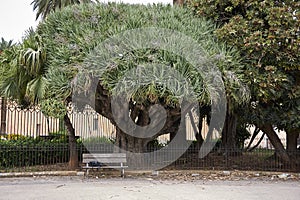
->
[[82, 153, 127, 164]]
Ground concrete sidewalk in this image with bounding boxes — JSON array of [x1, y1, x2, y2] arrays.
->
[[0, 176, 299, 200], [0, 171, 83, 178]]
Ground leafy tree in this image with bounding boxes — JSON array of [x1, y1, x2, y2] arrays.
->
[[30, 0, 95, 169], [0, 29, 46, 107], [187, 0, 300, 164], [31, 0, 92, 20], [34, 2, 248, 166], [0, 29, 80, 169], [0, 0, 94, 170], [0, 38, 13, 53], [0, 38, 14, 135]]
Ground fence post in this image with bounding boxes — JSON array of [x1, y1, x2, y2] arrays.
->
[[0, 97, 7, 135]]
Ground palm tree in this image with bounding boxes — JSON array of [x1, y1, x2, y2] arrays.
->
[[19, 28, 47, 104], [0, 29, 47, 106], [0, 28, 79, 169], [30, 0, 94, 169], [0, 38, 14, 135], [0, 38, 13, 54], [30, 0, 95, 169], [31, 0, 92, 20]]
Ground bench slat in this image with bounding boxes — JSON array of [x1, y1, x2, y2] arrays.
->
[[82, 153, 128, 177], [82, 166, 128, 169], [82, 153, 127, 164], [83, 158, 126, 163], [83, 153, 126, 158]]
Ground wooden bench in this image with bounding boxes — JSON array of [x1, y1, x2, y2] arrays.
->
[[82, 153, 128, 177]]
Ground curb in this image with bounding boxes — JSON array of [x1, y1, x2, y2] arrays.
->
[[0, 171, 85, 178]]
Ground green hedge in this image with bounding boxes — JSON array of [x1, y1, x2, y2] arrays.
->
[[0, 135, 76, 168], [0, 134, 116, 168]]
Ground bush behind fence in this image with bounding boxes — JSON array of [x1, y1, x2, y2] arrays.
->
[[1, 139, 299, 172]]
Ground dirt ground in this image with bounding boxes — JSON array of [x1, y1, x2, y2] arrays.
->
[[0, 172, 299, 200]]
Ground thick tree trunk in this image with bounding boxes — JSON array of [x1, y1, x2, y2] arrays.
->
[[286, 129, 300, 167], [115, 126, 149, 169], [93, 83, 193, 168], [259, 124, 290, 164], [221, 110, 239, 154], [64, 114, 79, 170], [0, 97, 7, 135], [286, 129, 299, 153], [115, 127, 146, 152]]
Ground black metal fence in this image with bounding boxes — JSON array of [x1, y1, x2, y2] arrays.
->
[[0, 99, 299, 173], [1, 143, 299, 172], [170, 148, 300, 172]]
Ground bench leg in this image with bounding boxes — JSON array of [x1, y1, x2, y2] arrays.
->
[[121, 168, 125, 178]]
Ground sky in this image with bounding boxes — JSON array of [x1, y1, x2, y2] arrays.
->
[[0, 0, 172, 43], [0, 0, 40, 43]]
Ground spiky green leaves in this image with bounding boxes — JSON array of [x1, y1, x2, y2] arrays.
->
[[0, 29, 48, 106], [40, 98, 67, 119], [31, 0, 92, 20], [37, 3, 245, 109]]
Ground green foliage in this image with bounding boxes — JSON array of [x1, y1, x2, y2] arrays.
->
[[2, 134, 28, 141], [0, 29, 48, 106], [147, 139, 166, 151], [31, 0, 92, 20], [37, 3, 247, 110], [0, 134, 84, 168], [188, 0, 300, 129], [19, 28, 46, 76], [236, 123, 251, 149], [40, 98, 67, 119], [81, 136, 114, 154], [82, 136, 114, 144], [0, 38, 13, 53], [47, 130, 68, 143], [0, 135, 69, 168]]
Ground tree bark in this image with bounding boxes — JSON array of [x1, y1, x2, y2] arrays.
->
[[0, 97, 7, 135], [221, 109, 239, 154], [115, 126, 150, 169], [286, 129, 300, 167], [259, 124, 291, 164], [92, 82, 195, 154], [64, 114, 79, 170], [286, 129, 299, 153]]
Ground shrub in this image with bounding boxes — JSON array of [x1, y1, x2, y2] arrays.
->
[[0, 134, 80, 169], [81, 136, 115, 154], [82, 136, 114, 144], [147, 139, 166, 151], [3, 134, 28, 141]]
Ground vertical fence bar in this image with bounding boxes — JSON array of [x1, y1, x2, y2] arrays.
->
[[1, 101, 298, 172]]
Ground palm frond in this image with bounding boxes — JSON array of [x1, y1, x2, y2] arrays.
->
[[27, 76, 47, 103]]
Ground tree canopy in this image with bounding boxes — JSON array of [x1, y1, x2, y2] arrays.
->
[[187, 0, 300, 164], [187, 0, 300, 128], [31, 0, 92, 20], [29, 3, 248, 154]]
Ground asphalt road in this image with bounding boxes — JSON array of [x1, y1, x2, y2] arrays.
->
[[0, 176, 299, 200]]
